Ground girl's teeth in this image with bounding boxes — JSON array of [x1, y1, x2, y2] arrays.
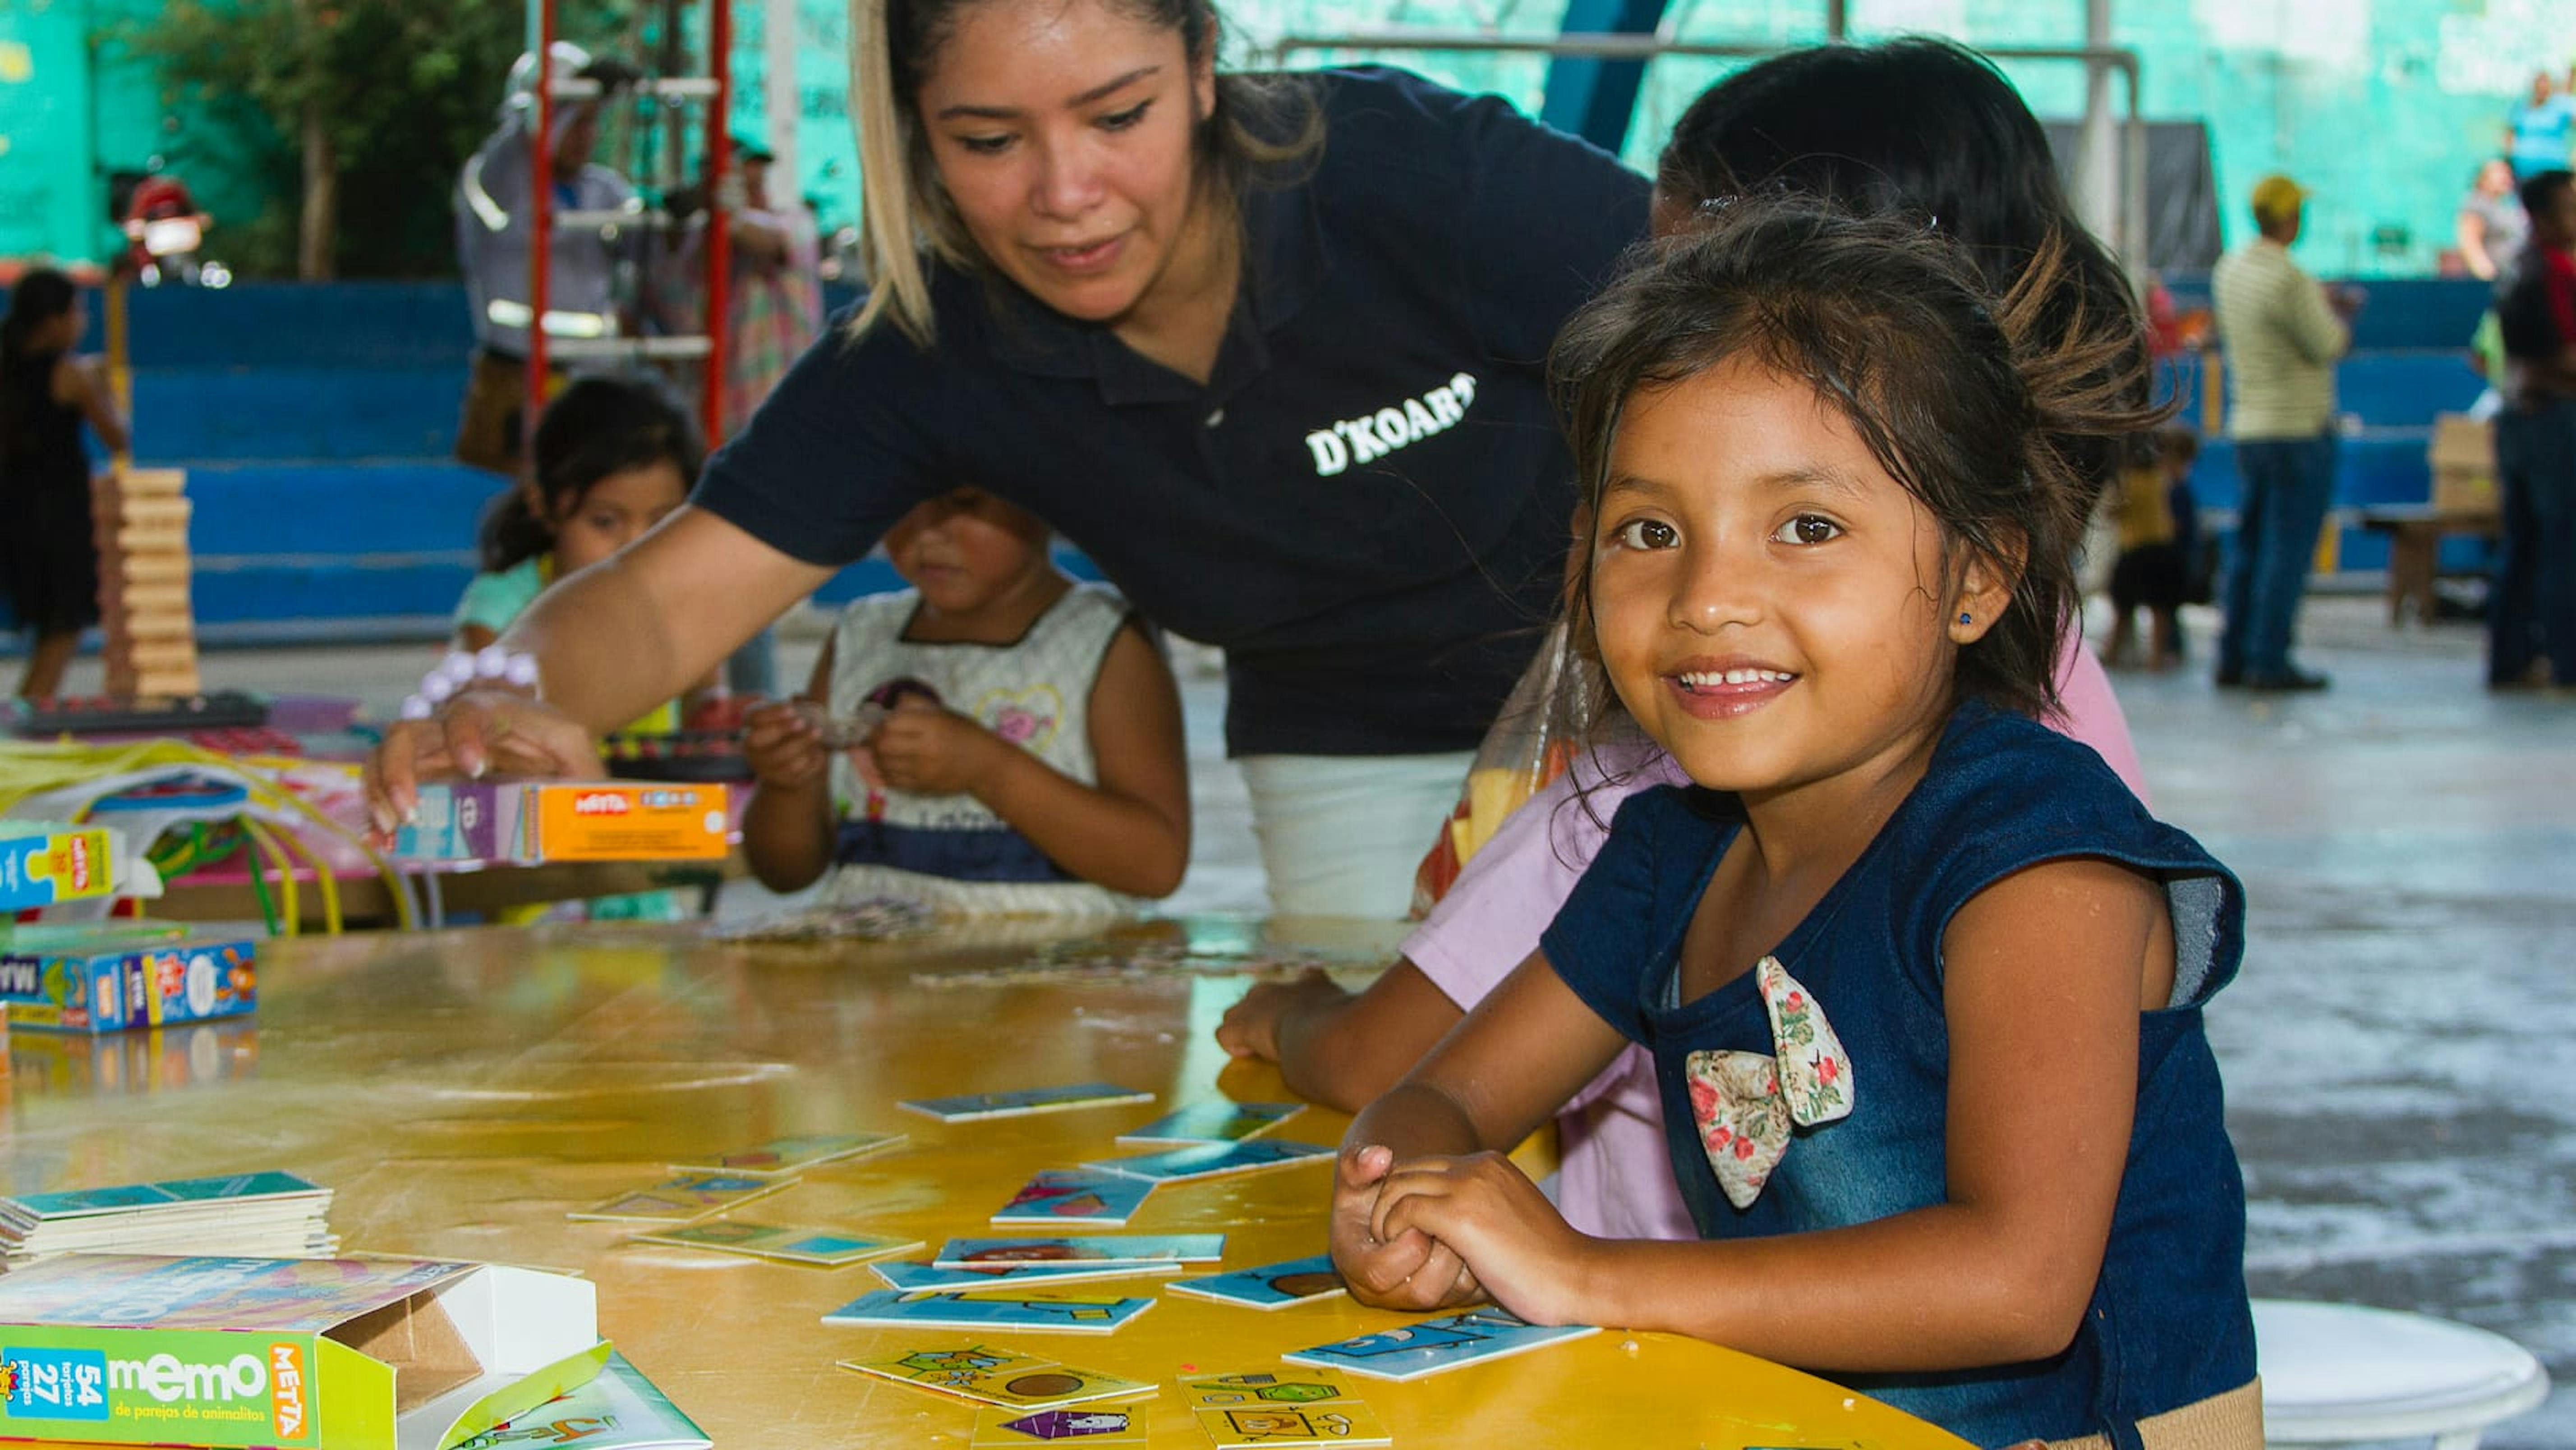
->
[[1679, 669, 1791, 688]]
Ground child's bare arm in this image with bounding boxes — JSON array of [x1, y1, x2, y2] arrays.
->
[[872, 619, 1188, 897], [1406, 857, 2156, 1372], [1217, 961, 1464, 1112], [1334, 953, 1626, 1314], [738, 639, 838, 891]]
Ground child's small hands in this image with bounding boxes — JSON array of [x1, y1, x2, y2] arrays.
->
[[741, 700, 828, 790], [865, 702, 997, 796], [1330, 1144, 1484, 1313], [1215, 969, 1348, 1061], [1370, 1149, 1595, 1326]]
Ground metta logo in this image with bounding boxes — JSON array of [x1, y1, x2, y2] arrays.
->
[[571, 792, 631, 816], [269, 1344, 304, 1439], [1303, 372, 1477, 477]]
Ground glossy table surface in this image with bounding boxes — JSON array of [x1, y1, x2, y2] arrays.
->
[[1, 917, 1967, 1449]]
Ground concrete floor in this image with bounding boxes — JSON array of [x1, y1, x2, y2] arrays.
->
[[21, 591, 2572, 1443]]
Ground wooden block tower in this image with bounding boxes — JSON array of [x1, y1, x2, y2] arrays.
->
[[90, 467, 201, 697]]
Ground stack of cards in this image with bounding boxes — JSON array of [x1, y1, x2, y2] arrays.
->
[[1284, 1307, 1601, 1381], [667, 1132, 905, 1175], [1180, 1369, 1391, 1450], [0, 1170, 336, 1266], [630, 1220, 922, 1268], [900, 1084, 1155, 1122], [822, 1289, 1159, 1334], [840, 1343, 1152, 1411], [1164, 1254, 1348, 1311], [568, 1172, 795, 1225]]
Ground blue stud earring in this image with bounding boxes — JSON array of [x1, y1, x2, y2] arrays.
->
[[1958, 611, 1973, 625]]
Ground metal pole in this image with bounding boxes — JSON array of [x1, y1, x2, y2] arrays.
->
[[1825, 0, 1846, 42], [764, 0, 799, 195], [702, 0, 733, 447], [528, 0, 557, 454]]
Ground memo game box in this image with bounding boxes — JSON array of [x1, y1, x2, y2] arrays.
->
[[392, 782, 730, 865], [0, 1254, 605, 1450], [0, 930, 256, 1035]]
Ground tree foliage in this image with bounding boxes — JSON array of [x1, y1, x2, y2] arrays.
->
[[122, 0, 625, 279]]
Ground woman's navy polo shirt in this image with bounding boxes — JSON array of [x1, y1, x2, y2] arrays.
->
[[1539, 702, 2256, 1446], [691, 67, 1649, 757]]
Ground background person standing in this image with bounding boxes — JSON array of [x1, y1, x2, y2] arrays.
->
[[2211, 174, 2359, 692], [453, 43, 641, 475], [2489, 168, 2576, 688]]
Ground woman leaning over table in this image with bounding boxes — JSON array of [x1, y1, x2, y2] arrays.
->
[[365, 0, 1650, 917]]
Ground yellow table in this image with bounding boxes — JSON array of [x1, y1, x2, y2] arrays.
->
[[1, 918, 1969, 1449]]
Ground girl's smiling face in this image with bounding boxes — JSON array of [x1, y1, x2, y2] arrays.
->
[[1586, 359, 2010, 803], [914, 0, 1216, 327]]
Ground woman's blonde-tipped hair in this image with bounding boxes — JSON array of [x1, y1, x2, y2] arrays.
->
[[842, 0, 1320, 350]]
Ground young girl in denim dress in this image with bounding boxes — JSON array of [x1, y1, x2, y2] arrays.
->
[[1329, 201, 2259, 1449]]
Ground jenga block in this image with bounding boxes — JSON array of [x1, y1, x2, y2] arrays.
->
[[116, 555, 191, 586], [120, 584, 192, 613], [122, 642, 198, 675], [120, 614, 195, 642], [132, 670, 202, 697], [115, 525, 189, 553], [120, 497, 191, 528], [110, 467, 187, 498]]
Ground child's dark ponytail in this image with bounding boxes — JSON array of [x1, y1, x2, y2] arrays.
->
[[474, 374, 706, 574], [1, 269, 78, 454]]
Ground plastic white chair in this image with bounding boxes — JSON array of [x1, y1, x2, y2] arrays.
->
[[2257, 1299, 2551, 1450]]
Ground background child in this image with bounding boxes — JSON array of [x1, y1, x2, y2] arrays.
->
[[1219, 37, 2159, 1247], [2103, 428, 2204, 670], [454, 375, 702, 732], [1, 268, 129, 699], [1329, 204, 2255, 1449], [740, 486, 1188, 916]]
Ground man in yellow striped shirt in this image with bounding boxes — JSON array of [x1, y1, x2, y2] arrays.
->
[[2211, 174, 2360, 690]]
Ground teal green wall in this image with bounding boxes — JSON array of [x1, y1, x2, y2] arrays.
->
[[9, 0, 2571, 276]]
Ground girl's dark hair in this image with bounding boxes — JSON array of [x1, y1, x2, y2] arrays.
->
[[0, 269, 76, 362], [1657, 37, 2153, 506], [1552, 200, 2159, 722], [1, 268, 78, 453], [476, 375, 705, 573]]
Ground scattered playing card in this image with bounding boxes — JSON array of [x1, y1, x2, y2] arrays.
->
[[1179, 1370, 1390, 1448], [630, 1219, 921, 1267], [566, 1173, 796, 1224], [823, 1289, 1157, 1335], [900, 1084, 1155, 1122], [932, 1234, 1223, 1269], [972, 1402, 1151, 1446], [874, 1260, 1185, 1293], [991, 1169, 1157, 1228], [1114, 1102, 1302, 1147], [839, 1344, 1154, 1410], [1082, 1139, 1334, 1184], [1282, 1307, 1600, 1381], [1163, 1254, 1347, 1311], [667, 1132, 906, 1175]]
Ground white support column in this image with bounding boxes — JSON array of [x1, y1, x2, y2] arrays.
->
[[2075, 0, 2122, 252]]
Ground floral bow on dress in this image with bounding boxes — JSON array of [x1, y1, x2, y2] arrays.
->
[[1683, 956, 1854, 1209]]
